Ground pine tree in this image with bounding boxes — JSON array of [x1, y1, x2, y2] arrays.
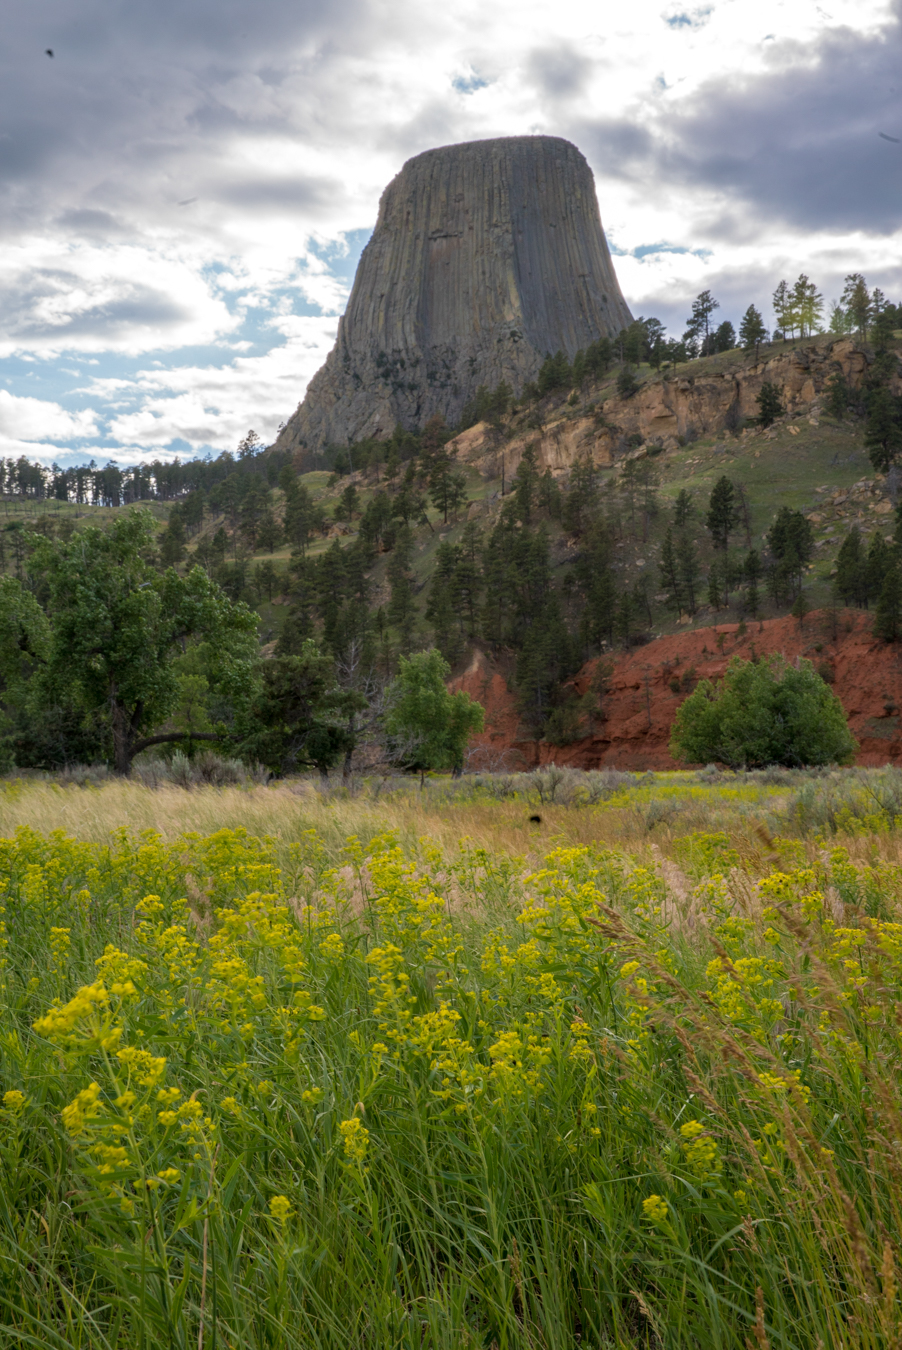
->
[[864, 384, 902, 473], [744, 549, 762, 616], [739, 305, 767, 355], [428, 454, 468, 523], [562, 455, 599, 535], [866, 532, 892, 601], [874, 565, 902, 641], [791, 274, 824, 337], [768, 507, 813, 596], [451, 523, 483, 638], [676, 534, 700, 614], [713, 320, 737, 352], [825, 372, 854, 421], [617, 365, 640, 399], [425, 541, 461, 659], [335, 482, 359, 523], [708, 557, 724, 611], [387, 525, 417, 650], [511, 445, 541, 525], [674, 488, 693, 528], [686, 290, 720, 345], [836, 528, 866, 606], [659, 527, 683, 613], [706, 476, 739, 551], [841, 273, 872, 337], [757, 381, 784, 427], [772, 281, 792, 338]]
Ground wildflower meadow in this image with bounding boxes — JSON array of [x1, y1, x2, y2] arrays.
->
[[2, 773, 902, 1346]]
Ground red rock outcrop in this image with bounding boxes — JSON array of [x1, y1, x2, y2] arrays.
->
[[453, 611, 902, 770]]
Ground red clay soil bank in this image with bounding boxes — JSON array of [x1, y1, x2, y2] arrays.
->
[[451, 610, 902, 771]]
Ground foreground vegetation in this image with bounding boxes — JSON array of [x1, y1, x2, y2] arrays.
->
[[3, 770, 902, 1346]]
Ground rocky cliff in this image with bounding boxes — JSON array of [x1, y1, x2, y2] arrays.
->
[[447, 336, 897, 479], [452, 611, 902, 772], [274, 136, 632, 457]]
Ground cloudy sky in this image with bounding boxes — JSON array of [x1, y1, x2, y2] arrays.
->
[[2, 0, 901, 467]]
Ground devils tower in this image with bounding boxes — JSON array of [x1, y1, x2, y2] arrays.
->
[[275, 135, 632, 456]]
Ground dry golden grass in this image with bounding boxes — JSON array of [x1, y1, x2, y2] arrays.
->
[[4, 774, 902, 876], [0, 780, 592, 862]]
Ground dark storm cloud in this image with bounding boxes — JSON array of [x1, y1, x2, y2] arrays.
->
[[217, 173, 345, 211], [4, 271, 192, 344], [577, 3, 902, 236], [0, 0, 369, 236], [527, 44, 594, 100]]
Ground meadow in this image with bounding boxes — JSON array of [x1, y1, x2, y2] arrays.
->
[[2, 767, 902, 1347]]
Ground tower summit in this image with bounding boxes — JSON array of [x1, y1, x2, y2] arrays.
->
[[275, 135, 632, 455]]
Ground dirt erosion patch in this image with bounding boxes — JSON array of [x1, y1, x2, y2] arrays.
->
[[450, 610, 902, 770]]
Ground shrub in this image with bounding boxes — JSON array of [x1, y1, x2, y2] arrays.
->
[[670, 655, 857, 769]]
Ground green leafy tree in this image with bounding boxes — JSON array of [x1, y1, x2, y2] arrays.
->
[[384, 648, 484, 780], [241, 639, 364, 777], [757, 381, 784, 427], [19, 512, 258, 774], [671, 655, 857, 768], [706, 476, 738, 552], [739, 305, 768, 355]]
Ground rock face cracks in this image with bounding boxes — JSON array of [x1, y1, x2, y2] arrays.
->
[[274, 135, 632, 457]]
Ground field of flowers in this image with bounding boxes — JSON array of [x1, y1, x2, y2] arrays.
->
[[3, 776, 902, 1347]]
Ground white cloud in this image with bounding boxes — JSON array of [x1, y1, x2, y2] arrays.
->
[[98, 315, 338, 454], [0, 390, 98, 452]]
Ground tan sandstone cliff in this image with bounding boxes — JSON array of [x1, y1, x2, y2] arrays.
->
[[446, 337, 895, 478]]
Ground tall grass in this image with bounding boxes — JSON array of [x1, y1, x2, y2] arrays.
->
[[2, 779, 902, 1344]]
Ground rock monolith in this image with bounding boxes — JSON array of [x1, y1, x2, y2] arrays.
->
[[275, 135, 632, 456]]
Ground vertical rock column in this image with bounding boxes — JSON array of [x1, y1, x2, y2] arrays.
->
[[275, 134, 632, 456]]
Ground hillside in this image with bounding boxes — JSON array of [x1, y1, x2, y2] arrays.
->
[[453, 609, 902, 770], [3, 326, 900, 774], [174, 327, 902, 768]]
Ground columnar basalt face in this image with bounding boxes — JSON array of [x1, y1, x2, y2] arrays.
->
[[275, 135, 632, 456]]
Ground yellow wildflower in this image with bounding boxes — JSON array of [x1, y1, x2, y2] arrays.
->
[[340, 1117, 369, 1164], [269, 1195, 292, 1223], [642, 1194, 669, 1223]]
